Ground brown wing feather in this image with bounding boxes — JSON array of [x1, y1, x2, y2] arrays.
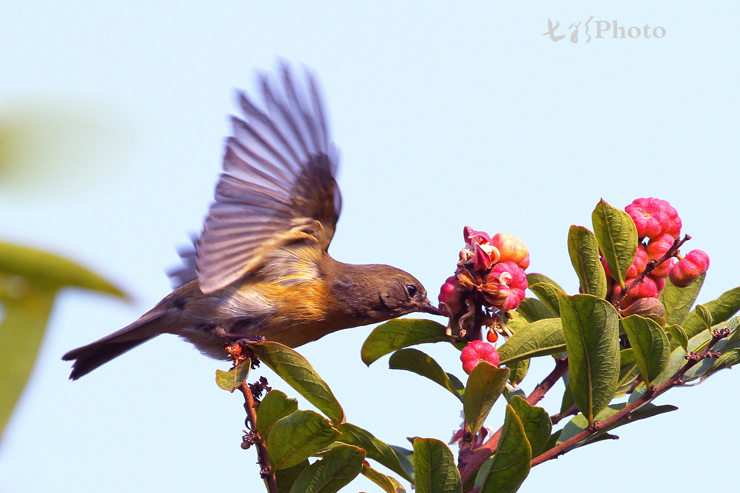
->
[[195, 64, 341, 294]]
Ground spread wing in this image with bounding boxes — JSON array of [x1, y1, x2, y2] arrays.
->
[[189, 64, 341, 294]]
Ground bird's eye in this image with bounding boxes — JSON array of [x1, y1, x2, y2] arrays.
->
[[406, 285, 417, 297]]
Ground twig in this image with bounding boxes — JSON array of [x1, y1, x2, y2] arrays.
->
[[531, 327, 729, 467], [458, 357, 569, 485], [239, 381, 278, 493]]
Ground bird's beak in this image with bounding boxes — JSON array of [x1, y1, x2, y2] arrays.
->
[[420, 299, 445, 316]]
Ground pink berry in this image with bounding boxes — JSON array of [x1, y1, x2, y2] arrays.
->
[[646, 233, 677, 277], [438, 276, 465, 317], [626, 197, 680, 240], [669, 249, 710, 287], [491, 233, 529, 267], [626, 244, 648, 279], [461, 340, 500, 375], [482, 261, 528, 312]]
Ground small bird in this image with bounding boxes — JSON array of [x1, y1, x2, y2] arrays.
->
[[63, 64, 442, 380]]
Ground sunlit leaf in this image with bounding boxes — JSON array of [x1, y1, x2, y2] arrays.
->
[[621, 315, 669, 387], [361, 319, 449, 366], [361, 465, 406, 493], [568, 226, 608, 298], [498, 318, 565, 366], [591, 199, 638, 289], [336, 423, 412, 482], [289, 444, 365, 493], [666, 324, 689, 353], [413, 438, 462, 493], [660, 273, 705, 326], [508, 396, 552, 457], [614, 349, 639, 398], [463, 363, 510, 435], [479, 405, 531, 493], [389, 349, 464, 402], [681, 286, 740, 339], [557, 293, 620, 426], [516, 298, 556, 322], [528, 283, 562, 317], [276, 460, 309, 493], [215, 359, 250, 391], [266, 410, 340, 470], [525, 273, 565, 293], [506, 358, 529, 386], [251, 342, 344, 424], [257, 390, 299, 440]]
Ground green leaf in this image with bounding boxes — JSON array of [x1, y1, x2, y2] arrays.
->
[[659, 273, 705, 325], [723, 316, 740, 347], [506, 358, 529, 386], [681, 286, 740, 339], [695, 304, 713, 331], [707, 347, 740, 376], [250, 342, 344, 424], [567, 226, 608, 298], [276, 460, 309, 493], [0, 283, 55, 439], [508, 396, 552, 457], [336, 423, 413, 483], [498, 318, 565, 366], [558, 403, 677, 445], [463, 363, 510, 435], [480, 405, 531, 493], [614, 349, 639, 398], [666, 324, 689, 353], [257, 390, 299, 440], [528, 283, 562, 317], [389, 445, 415, 483], [516, 298, 557, 322], [361, 465, 406, 493], [621, 315, 669, 387], [266, 410, 341, 470], [557, 293, 620, 426], [413, 438, 462, 493], [215, 359, 251, 391], [361, 319, 449, 366], [525, 273, 565, 293], [389, 349, 464, 402], [559, 374, 575, 416], [0, 240, 127, 298], [289, 444, 365, 493], [591, 199, 638, 289]]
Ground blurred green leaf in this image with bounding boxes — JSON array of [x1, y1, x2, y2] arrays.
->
[[289, 444, 365, 493], [592, 199, 638, 289], [528, 283, 562, 317], [480, 405, 531, 493], [508, 396, 552, 457], [412, 438, 462, 493], [277, 460, 309, 493], [666, 324, 689, 353], [0, 240, 127, 298], [525, 273, 565, 292], [463, 363, 510, 436], [215, 359, 250, 392], [336, 423, 412, 483], [361, 465, 406, 493], [621, 315, 669, 387], [681, 286, 740, 339], [362, 319, 449, 366], [568, 226, 608, 298], [267, 410, 340, 470], [498, 318, 565, 366], [516, 298, 556, 322], [251, 342, 344, 424], [660, 273, 705, 326], [557, 293, 620, 426], [257, 390, 299, 440], [389, 348, 464, 402]]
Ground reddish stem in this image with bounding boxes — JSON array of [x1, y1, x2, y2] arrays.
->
[[239, 381, 278, 493]]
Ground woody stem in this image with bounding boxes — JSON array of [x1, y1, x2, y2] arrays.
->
[[239, 381, 278, 493]]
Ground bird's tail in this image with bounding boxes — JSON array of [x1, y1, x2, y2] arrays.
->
[[62, 307, 171, 380]]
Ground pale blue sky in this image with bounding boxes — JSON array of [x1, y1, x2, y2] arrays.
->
[[1, 2, 739, 492]]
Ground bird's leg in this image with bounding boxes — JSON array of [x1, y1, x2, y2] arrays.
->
[[213, 326, 266, 345]]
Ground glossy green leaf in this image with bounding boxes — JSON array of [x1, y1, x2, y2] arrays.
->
[[361, 319, 449, 366], [681, 286, 740, 339], [614, 349, 639, 398], [289, 444, 365, 493], [361, 465, 406, 493], [413, 438, 462, 493], [257, 390, 299, 440], [660, 273, 705, 325], [666, 324, 689, 353], [621, 315, 669, 387], [528, 283, 562, 317], [557, 293, 620, 426], [267, 410, 341, 470], [498, 318, 565, 366], [516, 298, 556, 322], [591, 199, 638, 289], [0, 284, 55, 438], [276, 460, 309, 493], [463, 363, 510, 435], [389, 349, 464, 402], [506, 358, 529, 386], [480, 405, 531, 493], [251, 342, 344, 424], [0, 240, 127, 298], [525, 273, 565, 292], [336, 423, 412, 483], [215, 359, 250, 391], [567, 226, 608, 298], [508, 396, 552, 457]]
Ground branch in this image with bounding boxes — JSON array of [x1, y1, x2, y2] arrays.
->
[[458, 357, 569, 485], [531, 327, 729, 467], [239, 381, 278, 493]]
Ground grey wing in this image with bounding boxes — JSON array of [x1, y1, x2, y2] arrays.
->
[[183, 64, 341, 294]]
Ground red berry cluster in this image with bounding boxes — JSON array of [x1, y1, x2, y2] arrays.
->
[[609, 198, 709, 309], [460, 340, 500, 375]]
